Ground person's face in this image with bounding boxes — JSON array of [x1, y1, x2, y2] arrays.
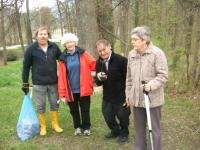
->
[[96, 43, 111, 60], [64, 41, 76, 52], [36, 29, 48, 46], [131, 34, 147, 54]]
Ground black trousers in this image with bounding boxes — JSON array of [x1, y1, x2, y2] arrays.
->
[[68, 93, 91, 130], [102, 100, 131, 137]]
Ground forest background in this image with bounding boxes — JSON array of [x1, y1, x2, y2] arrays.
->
[[0, 0, 200, 149]]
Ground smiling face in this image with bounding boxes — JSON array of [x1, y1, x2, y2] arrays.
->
[[36, 29, 48, 47], [131, 34, 148, 54], [64, 41, 76, 52], [96, 43, 111, 60]]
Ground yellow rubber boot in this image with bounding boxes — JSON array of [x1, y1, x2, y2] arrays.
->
[[38, 113, 47, 136], [50, 111, 63, 133]]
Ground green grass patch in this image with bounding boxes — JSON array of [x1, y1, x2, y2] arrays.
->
[[0, 60, 200, 150]]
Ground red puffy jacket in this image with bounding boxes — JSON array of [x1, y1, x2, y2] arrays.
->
[[58, 49, 96, 102]]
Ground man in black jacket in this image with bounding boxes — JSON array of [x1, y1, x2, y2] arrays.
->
[[22, 26, 63, 136], [95, 39, 130, 143]]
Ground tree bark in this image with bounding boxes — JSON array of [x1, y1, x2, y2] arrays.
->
[[25, 0, 33, 45], [192, 8, 200, 87], [119, 0, 130, 56], [96, 0, 114, 47], [75, 0, 99, 56], [15, 0, 25, 52], [0, 0, 7, 65], [184, 11, 193, 86], [56, 0, 64, 36]]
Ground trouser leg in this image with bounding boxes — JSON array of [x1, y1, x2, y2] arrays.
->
[[32, 85, 47, 113], [47, 84, 59, 111], [102, 101, 120, 134], [80, 96, 91, 130], [134, 107, 147, 150], [116, 103, 131, 137], [150, 106, 162, 150], [68, 93, 81, 129]]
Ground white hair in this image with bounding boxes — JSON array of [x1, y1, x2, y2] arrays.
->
[[61, 33, 78, 46]]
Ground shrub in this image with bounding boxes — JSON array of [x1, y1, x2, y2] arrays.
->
[[6, 49, 23, 61]]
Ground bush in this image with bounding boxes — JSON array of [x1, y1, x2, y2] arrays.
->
[[6, 49, 23, 61]]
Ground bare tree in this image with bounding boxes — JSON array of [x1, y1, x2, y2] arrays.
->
[[14, 0, 25, 52], [56, 0, 64, 36], [97, 0, 114, 46], [25, 0, 32, 45], [0, 0, 7, 65], [118, 0, 130, 55], [192, 8, 200, 87]]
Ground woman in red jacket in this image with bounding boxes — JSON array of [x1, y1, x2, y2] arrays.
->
[[58, 33, 96, 136]]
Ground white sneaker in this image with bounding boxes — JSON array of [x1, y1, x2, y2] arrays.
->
[[83, 129, 91, 136], [74, 128, 82, 136]]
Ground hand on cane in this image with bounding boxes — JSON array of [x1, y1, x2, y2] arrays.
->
[[142, 82, 151, 92]]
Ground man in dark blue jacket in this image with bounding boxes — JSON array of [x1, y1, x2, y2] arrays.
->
[[95, 39, 130, 144], [22, 26, 63, 136]]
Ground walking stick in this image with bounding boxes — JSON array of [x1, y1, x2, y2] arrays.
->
[[142, 81, 154, 150]]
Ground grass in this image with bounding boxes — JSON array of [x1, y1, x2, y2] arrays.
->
[[0, 60, 200, 150]]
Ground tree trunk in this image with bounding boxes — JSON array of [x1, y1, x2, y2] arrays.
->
[[0, 0, 7, 65], [15, 0, 25, 52], [192, 8, 200, 87], [134, 0, 139, 26], [184, 11, 193, 86], [119, 0, 130, 56], [75, 0, 99, 56], [159, 0, 167, 49], [64, 1, 74, 32], [144, 0, 149, 25], [96, 0, 114, 47], [56, 0, 64, 36], [25, 0, 33, 45]]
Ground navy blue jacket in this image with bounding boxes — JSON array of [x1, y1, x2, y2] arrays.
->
[[95, 51, 127, 103], [22, 41, 61, 85]]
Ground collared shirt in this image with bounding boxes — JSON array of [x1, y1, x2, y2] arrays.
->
[[104, 51, 112, 70], [66, 49, 80, 93]]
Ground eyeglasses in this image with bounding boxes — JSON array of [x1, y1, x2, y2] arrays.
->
[[97, 48, 107, 54], [131, 37, 142, 42]]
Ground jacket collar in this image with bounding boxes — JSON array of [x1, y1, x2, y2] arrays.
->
[[33, 40, 54, 49], [59, 46, 85, 62], [130, 43, 154, 58]]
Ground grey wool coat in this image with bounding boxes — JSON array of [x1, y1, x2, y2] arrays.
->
[[125, 43, 168, 108]]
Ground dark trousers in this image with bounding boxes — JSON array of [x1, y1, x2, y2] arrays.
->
[[68, 93, 91, 130], [133, 106, 162, 150], [102, 100, 131, 137]]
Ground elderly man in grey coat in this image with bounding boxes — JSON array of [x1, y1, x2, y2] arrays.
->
[[125, 26, 168, 150]]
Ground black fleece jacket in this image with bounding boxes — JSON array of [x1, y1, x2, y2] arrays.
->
[[22, 41, 61, 85]]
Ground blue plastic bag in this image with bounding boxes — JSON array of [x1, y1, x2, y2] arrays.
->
[[16, 94, 39, 141]]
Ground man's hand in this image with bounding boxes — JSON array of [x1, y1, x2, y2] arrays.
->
[[22, 83, 29, 95], [97, 72, 107, 81]]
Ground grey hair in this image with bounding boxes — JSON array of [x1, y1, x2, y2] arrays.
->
[[131, 26, 151, 43]]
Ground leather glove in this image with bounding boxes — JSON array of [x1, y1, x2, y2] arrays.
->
[[22, 83, 29, 95], [97, 72, 107, 81]]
